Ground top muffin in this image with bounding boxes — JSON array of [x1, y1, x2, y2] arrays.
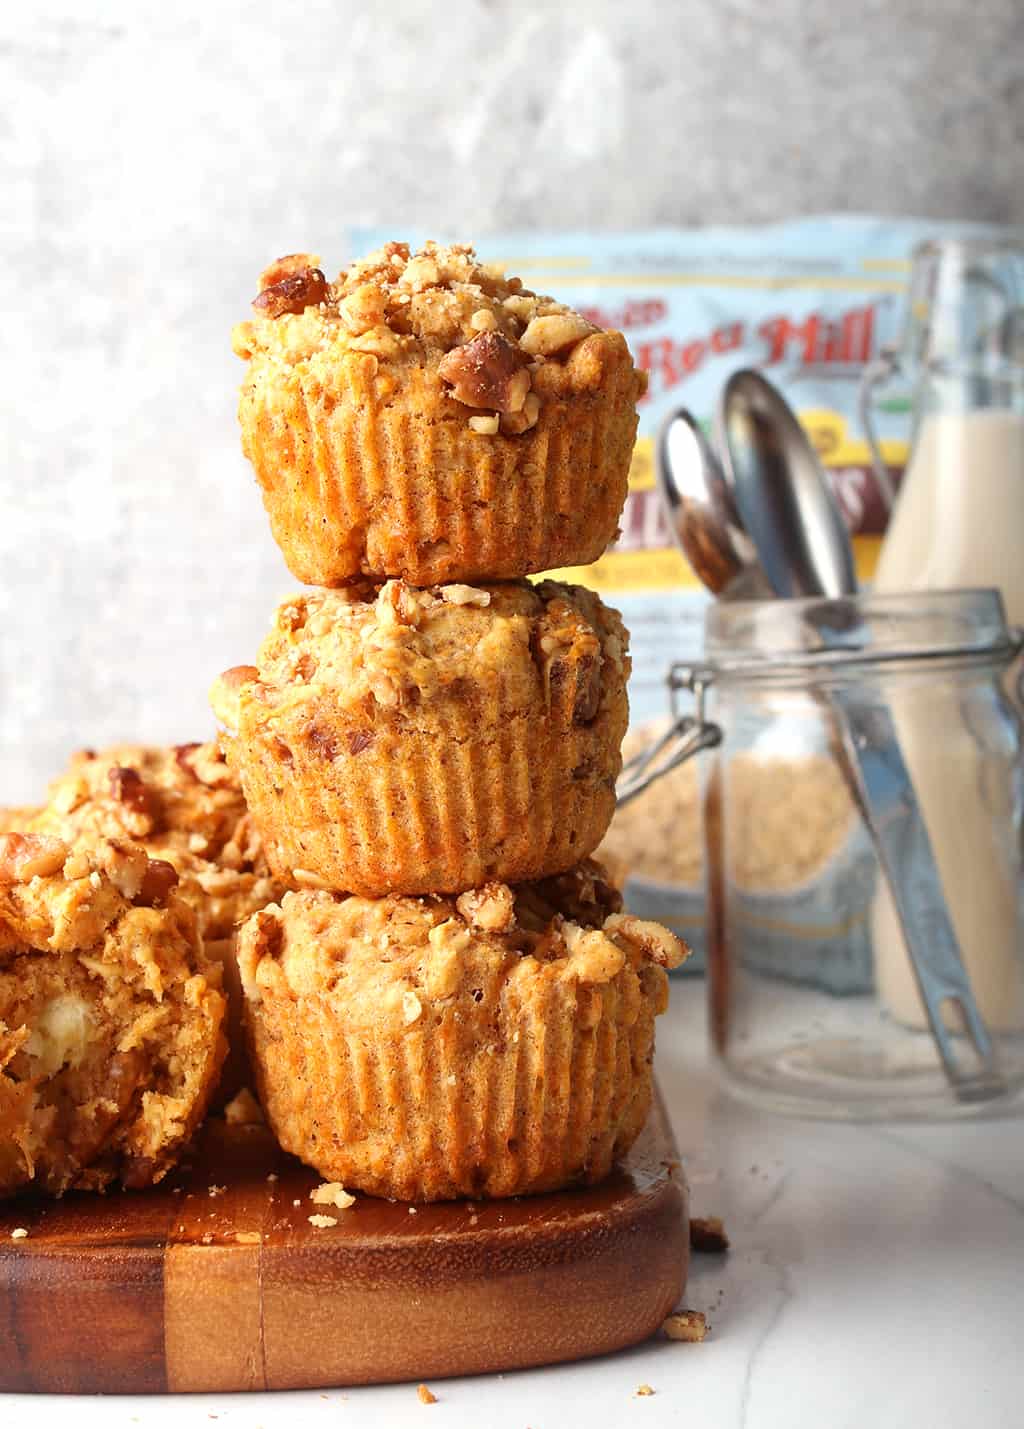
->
[[232, 240, 645, 586]]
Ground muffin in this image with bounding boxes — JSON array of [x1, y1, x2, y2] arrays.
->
[[30, 742, 285, 940], [231, 240, 645, 586], [237, 861, 687, 1201], [0, 832, 226, 1197], [210, 579, 630, 897]]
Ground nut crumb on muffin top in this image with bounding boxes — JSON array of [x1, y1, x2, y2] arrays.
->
[[232, 240, 644, 437], [236, 862, 688, 1023], [210, 579, 629, 730]]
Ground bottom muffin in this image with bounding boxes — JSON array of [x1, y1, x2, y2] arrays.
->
[[0, 833, 226, 1197], [237, 862, 688, 1201]]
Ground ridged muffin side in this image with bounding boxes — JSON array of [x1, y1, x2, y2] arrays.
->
[[236, 864, 687, 1201], [210, 579, 630, 897], [232, 241, 645, 586]]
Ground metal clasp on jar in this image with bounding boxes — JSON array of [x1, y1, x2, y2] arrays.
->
[[616, 664, 722, 807]]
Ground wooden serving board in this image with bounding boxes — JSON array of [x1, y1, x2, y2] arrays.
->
[[0, 1090, 687, 1394]]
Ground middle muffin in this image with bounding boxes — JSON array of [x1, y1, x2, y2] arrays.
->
[[210, 579, 629, 897]]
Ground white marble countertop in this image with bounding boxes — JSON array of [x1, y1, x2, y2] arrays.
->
[[4, 988, 1022, 1429]]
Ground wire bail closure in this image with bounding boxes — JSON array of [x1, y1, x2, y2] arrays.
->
[[615, 665, 722, 807]]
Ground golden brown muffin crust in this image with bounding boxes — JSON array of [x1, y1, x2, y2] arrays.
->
[[231, 241, 644, 586], [238, 865, 686, 1200], [211, 581, 630, 895], [0, 833, 226, 1198]]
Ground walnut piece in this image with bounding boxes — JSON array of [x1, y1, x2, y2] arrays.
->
[[252, 266, 328, 319], [258, 253, 322, 289], [519, 312, 594, 356], [136, 858, 179, 908], [108, 766, 153, 818], [209, 665, 258, 731], [437, 331, 531, 413], [0, 832, 67, 883], [605, 913, 688, 970], [456, 882, 516, 932]]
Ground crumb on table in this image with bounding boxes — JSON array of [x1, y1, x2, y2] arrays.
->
[[663, 1310, 708, 1342], [636, 1383, 655, 1396], [310, 1181, 355, 1210], [417, 1383, 438, 1404], [690, 1215, 730, 1253]]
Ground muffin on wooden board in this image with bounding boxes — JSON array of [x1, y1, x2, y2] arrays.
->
[[0, 833, 226, 1198], [237, 862, 687, 1201], [232, 241, 645, 586], [210, 579, 630, 897]]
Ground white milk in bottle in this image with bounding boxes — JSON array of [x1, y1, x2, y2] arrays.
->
[[863, 236, 1024, 1032]]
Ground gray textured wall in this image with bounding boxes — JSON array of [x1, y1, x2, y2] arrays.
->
[[2, 0, 1023, 801]]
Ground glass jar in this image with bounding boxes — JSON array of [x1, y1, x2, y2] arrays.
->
[[680, 587, 1024, 1120]]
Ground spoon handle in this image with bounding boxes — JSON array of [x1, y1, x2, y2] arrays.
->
[[829, 685, 1004, 1100]]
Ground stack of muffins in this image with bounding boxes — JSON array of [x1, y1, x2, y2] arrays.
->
[[209, 240, 689, 1202]]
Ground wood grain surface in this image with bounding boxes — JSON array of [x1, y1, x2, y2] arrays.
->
[[0, 1091, 688, 1394]]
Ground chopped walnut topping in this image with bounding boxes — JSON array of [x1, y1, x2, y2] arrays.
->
[[439, 584, 491, 608], [605, 913, 688, 970], [136, 858, 179, 908], [469, 308, 497, 332], [209, 665, 258, 731], [499, 391, 541, 435], [337, 282, 387, 335], [456, 882, 516, 932], [0, 832, 68, 883], [402, 990, 423, 1024], [520, 312, 595, 356], [427, 919, 471, 954], [308, 1214, 338, 1229], [690, 1215, 730, 1253], [252, 266, 328, 319], [662, 1310, 708, 1343], [400, 254, 441, 291], [107, 766, 152, 818], [310, 1181, 356, 1210], [437, 331, 531, 412], [468, 413, 499, 435], [258, 253, 322, 289]]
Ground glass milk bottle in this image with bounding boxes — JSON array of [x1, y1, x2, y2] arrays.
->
[[861, 237, 1024, 1035]]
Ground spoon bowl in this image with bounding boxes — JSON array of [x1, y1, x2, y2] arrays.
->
[[656, 407, 772, 600], [716, 369, 857, 599]]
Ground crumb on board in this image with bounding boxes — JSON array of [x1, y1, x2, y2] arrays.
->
[[408, 1207, 417, 1215], [417, 1384, 438, 1404], [10, 1228, 28, 1241], [293, 1199, 301, 1207], [310, 1181, 355, 1210], [663, 1310, 708, 1342], [208, 1184, 226, 1198], [308, 1214, 338, 1229], [266, 1172, 278, 1183], [636, 1383, 655, 1396], [223, 1087, 265, 1126], [690, 1215, 730, 1253], [234, 1231, 261, 1244]]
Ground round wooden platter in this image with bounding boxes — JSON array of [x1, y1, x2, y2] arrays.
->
[[0, 1089, 687, 1394]]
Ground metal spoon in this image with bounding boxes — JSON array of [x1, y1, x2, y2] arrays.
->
[[717, 369, 857, 599], [656, 407, 772, 600], [715, 370, 1002, 1100]]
